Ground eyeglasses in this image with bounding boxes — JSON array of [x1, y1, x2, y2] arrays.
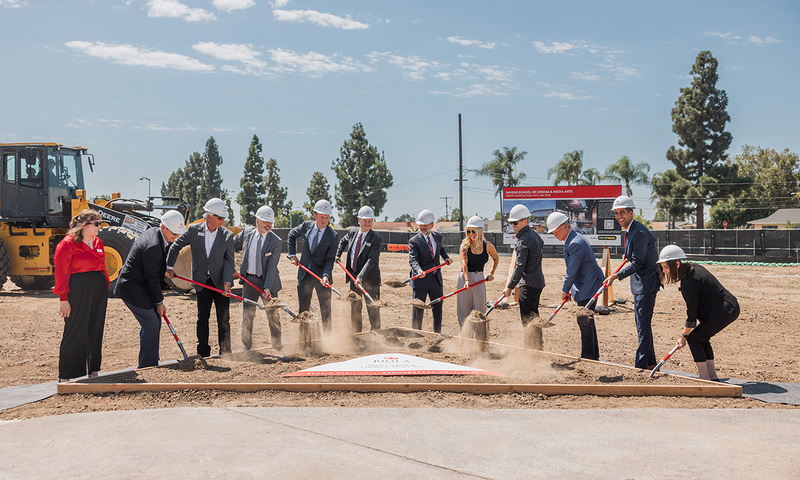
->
[[87, 221, 102, 227], [212, 214, 225, 220], [466, 230, 477, 235], [509, 220, 520, 226]]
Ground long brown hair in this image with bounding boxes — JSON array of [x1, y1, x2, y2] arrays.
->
[[68, 209, 102, 243], [660, 260, 693, 284]]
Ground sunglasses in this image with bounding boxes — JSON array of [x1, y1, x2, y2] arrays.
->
[[87, 221, 102, 227], [509, 220, 520, 226], [212, 214, 225, 220], [466, 230, 478, 235]]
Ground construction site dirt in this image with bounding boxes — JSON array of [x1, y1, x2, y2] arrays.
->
[[1, 253, 799, 419]]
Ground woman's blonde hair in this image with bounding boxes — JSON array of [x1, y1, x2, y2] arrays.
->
[[68, 209, 102, 243], [461, 226, 485, 253]]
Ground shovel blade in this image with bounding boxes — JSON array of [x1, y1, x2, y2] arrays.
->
[[649, 360, 665, 378]]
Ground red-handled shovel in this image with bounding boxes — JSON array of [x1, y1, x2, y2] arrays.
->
[[546, 297, 570, 324], [336, 261, 374, 303], [483, 293, 506, 317], [424, 278, 489, 307], [403, 263, 447, 285], [162, 312, 209, 369], [649, 342, 681, 378], [292, 259, 343, 297], [584, 259, 629, 310], [172, 273, 268, 309], [233, 272, 298, 319]]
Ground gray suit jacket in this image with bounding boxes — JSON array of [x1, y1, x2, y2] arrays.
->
[[287, 220, 338, 281], [234, 226, 282, 295], [166, 222, 235, 292]]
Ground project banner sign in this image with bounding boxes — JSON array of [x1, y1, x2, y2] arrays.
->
[[502, 185, 623, 246]]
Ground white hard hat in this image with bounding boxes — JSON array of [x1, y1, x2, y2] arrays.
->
[[658, 244, 687, 263], [314, 199, 333, 215], [255, 205, 275, 223], [161, 210, 187, 235], [546, 212, 569, 233], [507, 204, 531, 222], [466, 216, 484, 229], [612, 195, 636, 211], [203, 198, 228, 219], [357, 206, 375, 220], [416, 209, 435, 225]]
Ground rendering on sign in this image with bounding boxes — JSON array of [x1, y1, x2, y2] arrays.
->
[[502, 185, 623, 246]]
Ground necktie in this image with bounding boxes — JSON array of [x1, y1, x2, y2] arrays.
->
[[352, 233, 363, 271], [427, 235, 435, 257], [255, 234, 263, 277], [311, 228, 320, 250], [623, 231, 628, 249]]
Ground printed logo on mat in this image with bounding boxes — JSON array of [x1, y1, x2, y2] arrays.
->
[[282, 353, 502, 377]]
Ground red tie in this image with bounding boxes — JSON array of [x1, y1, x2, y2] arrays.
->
[[427, 235, 435, 256], [623, 231, 628, 249], [352, 233, 363, 271]]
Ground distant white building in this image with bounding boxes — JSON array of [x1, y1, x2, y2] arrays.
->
[[747, 208, 800, 229]]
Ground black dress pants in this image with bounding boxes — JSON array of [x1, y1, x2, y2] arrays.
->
[[196, 277, 231, 357], [59, 271, 107, 379], [411, 281, 444, 333]]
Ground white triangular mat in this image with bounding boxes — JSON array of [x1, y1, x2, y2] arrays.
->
[[282, 353, 502, 377]]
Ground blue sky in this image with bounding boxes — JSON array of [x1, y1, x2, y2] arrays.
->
[[1, 0, 798, 223]]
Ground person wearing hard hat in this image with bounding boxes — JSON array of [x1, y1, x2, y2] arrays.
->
[[604, 194, 660, 369], [658, 245, 739, 381], [117, 210, 187, 368], [456, 216, 499, 327], [409, 209, 452, 333], [547, 211, 604, 360], [336, 206, 383, 332], [166, 197, 236, 357], [502, 204, 546, 348], [287, 199, 339, 331], [234, 206, 284, 350]]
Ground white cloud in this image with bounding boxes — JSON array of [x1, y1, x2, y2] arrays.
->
[[213, 0, 254, 12], [539, 83, 592, 101], [0, 0, 24, 8], [270, 0, 291, 6], [193, 42, 266, 73], [704, 30, 781, 46], [273, 9, 368, 29], [446, 36, 496, 50], [533, 41, 579, 54], [268, 48, 370, 76], [65, 41, 214, 72], [147, 0, 216, 22], [366, 52, 442, 81], [139, 123, 198, 131], [570, 71, 602, 81]]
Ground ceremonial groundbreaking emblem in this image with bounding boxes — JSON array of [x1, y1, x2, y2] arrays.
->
[[282, 353, 502, 377]]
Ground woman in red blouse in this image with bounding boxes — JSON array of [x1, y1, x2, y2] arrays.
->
[[53, 209, 109, 382]]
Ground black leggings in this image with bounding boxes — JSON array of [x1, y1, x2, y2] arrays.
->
[[59, 271, 107, 379], [686, 303, 740, 362]]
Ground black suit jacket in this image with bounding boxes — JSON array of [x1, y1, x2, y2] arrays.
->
[[409, 231, 449, 289], [115, 226, 167, 309], [234, 227, 283, 295], [287, 220, 338, 281], [336, 227, 381, 289]]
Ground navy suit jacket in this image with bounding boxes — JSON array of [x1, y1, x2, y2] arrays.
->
[[115, 226, 167, 309], [336, 227, 382, 289], [234, 227, 283, 295], [408, 231, 449, 289], [562, 230, 604, 303], [616, 220, 660, 294], [165, 222, 235, 292], [287, 220, 338, 282]]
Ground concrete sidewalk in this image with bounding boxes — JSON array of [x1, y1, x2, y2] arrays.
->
[[1, 407, 799, 479]]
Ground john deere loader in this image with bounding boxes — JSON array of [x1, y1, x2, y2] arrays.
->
[[0, 143, 189, 294]]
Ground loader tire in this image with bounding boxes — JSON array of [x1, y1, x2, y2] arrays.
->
[[0, 239, 9, 289], [98, 226, 137, 297], [11, 275, 56, 291]]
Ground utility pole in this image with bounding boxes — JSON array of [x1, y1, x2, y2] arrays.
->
[[440, 196, 453, 221], [456, 113, 465, 231]]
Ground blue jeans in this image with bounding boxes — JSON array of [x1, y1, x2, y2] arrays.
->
[[633, 292, 658, 368], [123, 300, 161, 368]]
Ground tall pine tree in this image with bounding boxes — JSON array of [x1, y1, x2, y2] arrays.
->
[[197, 136, 225, 219], [264, 158, 292, 221], [331, 123, 393, 227], [652, 51, 740, 228], [162, 151, 203, 221], [237, 134, 266, 225], [304, 171, 331, 216]]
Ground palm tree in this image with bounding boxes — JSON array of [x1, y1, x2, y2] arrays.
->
[[548, 150, 584, 186], [579, 168, 602, 185], [475, 146, 528, 217], [604, 155, 651, 197]]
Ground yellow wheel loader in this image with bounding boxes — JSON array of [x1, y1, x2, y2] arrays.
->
[[0, 143, 190, 294]]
